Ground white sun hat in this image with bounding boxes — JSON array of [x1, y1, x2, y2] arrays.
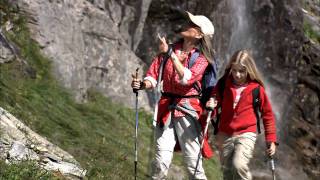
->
[[186, 11, 214, 36]]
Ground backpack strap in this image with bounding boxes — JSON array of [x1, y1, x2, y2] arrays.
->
[[157, 45, 173, 93], [252, 86, 261, 134], [217, 75, 227, 100], [157, 57, 168, 92], [211, 75, 227, 135], [188, 50, 200, 68], [187, 51, 201, 93]]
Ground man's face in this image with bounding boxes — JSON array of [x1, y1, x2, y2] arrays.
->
[[179, 21, 202, 39]]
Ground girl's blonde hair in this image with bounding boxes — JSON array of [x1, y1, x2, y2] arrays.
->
[[224, 50, 265, 86]]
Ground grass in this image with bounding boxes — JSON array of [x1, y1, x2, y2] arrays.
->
[[0, 160, 59, 180], [0, 1, 222, 179], [303, 21, 320, 44]]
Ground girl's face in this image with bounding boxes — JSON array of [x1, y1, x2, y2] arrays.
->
[[231, 63, 248, 85]]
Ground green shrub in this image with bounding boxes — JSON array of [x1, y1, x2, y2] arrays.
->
[[303, 21, 320, 44]]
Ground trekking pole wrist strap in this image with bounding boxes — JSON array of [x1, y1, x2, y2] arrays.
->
[[166, 45, 173, 58]]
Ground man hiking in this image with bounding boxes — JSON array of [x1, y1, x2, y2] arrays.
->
[[131, 11, 216, 180]]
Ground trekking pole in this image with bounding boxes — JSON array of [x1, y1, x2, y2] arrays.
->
[[194, 108, 213, 178], [133, 68, 139, 180], [270, 156, 276, 180], [267, 143, 276, 180]]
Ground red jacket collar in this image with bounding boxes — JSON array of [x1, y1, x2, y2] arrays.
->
[[225, 76, 261, 92]]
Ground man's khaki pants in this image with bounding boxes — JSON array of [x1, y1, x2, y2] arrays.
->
[[216, 132, 257, 180], [151, 116, 207, 180]]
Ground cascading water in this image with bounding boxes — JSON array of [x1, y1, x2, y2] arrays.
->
[[226, 0, 253, 58]]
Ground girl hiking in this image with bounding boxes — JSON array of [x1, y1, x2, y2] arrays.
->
[[132, 11, 215, 180], [206, 50, 277, 180]]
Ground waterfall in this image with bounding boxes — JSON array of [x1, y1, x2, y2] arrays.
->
[[213, 0, 256, 69], [227, 0, 253, 56]]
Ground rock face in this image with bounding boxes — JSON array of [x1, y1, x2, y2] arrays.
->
[[13, 0, 151, 110], [4, 0, 319, 179], [289, 39, 319, 179], [0, 107, 86, 179], [0, 28, 15, 63]]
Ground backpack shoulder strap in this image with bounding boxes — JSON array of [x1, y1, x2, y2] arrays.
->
[[188, 51, 200, 68], [252, 86, 261, 134], [217, 75, 227, 99], [187, 51, 201, 93], [157, 50, 171, 93], [212, 75, 227, 135]]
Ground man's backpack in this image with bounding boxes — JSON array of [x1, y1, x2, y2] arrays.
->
[[187, 51, 219, 105], [212, 77, 262, 135]]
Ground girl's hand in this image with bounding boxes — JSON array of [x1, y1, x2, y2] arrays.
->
[[206, 97, 218, 110], [158, 34, 168, 53], [266, 142, 276, 156]]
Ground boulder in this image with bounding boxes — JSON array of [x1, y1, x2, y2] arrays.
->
[[0, 107, 86, 179]]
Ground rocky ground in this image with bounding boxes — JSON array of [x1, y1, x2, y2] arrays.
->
[[0, 107, 86, 179]]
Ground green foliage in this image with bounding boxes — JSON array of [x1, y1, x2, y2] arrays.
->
[[303, 21, 320, 44], [0, 160, 60, 180], [0, 1, 222, 179]]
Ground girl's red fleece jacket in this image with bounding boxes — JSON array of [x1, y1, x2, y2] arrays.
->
[[212, 77, 277, 143]]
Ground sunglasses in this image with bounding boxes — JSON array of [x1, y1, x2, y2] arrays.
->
[[183, 20, 198, 28]]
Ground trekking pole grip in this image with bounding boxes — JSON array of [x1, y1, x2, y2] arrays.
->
[[133, 68, 139, 94], [205, 97, 216, 111]]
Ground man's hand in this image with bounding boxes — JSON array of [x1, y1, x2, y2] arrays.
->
[[158, 33, 169, 54], [131, 75, 143, 92]]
